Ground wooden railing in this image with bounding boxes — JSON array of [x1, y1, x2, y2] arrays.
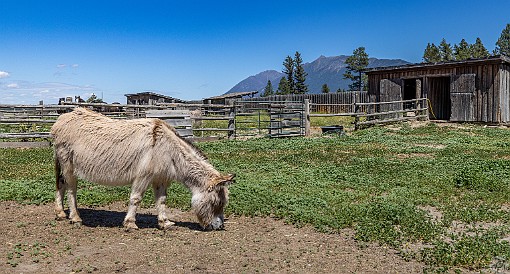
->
[[306, 98, 429, 131]]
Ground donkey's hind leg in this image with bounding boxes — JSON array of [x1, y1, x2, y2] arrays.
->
[[65, 173, 82, 225], [54, 157, 67, 220], [55, 175, 67, 220], [153, 182, 175, 230]]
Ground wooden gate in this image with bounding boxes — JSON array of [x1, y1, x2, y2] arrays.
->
[[234, 101, 305, 138], [268, 102, 305, 138]]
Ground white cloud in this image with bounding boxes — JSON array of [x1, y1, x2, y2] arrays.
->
[[56, 64, 67, 69], [72, 64, 79, 68], [0, 71, 10, 78], [0, 80, 99, 104]]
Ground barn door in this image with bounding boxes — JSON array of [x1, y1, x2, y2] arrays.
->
[[450, 74, 475, 121], [379, 79, 402, 116]]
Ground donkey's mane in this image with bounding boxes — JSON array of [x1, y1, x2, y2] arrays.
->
[[155, 119, 208, 160]]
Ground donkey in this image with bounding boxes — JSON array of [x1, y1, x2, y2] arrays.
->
[[51, 107, 234, 230]]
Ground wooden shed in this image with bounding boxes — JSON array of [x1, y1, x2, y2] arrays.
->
[[366, 55, 510, 123], [203, 91, 258, 105], [125, 92, 186, 105]]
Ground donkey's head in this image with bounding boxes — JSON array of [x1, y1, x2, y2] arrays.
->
[[192, 173, 235, 231]]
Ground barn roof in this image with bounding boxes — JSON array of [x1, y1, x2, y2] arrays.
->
[[204, 91, 258, 100], [366, 55, 510, 74], [124, 91, 186, 103]]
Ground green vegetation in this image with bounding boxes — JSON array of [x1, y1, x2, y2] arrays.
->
[[3, 123, 510, 271], [343, 46, 369, 91]]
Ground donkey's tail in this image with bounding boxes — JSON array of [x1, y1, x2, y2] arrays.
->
[[55, 155, 64, 190]]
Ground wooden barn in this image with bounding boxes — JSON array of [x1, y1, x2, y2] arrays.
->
[[203, 91, 258, 105], [366, 55, 510, 123], [125, 92, 186, 105]]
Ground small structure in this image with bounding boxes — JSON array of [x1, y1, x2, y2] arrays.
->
[[203, 91, 258, 105], [366, 55, 510, 123], [125, 92, 186, 105]]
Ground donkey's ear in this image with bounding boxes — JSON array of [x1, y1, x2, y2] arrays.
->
[[208, 174, 236, 191], [218, 173, 235, 187]]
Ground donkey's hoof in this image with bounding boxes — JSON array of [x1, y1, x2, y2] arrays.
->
[[123, 220, 139, 231], [71, 221, 82, 228], [159, 220, 176, 230], [55, 210, 67, 221]]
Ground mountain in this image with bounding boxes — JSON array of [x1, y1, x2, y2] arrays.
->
[[225, 55, 410, 95]]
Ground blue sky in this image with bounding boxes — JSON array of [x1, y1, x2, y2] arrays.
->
[[1, 0, 509, 104]]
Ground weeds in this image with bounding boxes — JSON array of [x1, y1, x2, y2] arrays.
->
[[3, 122, 510, 270]]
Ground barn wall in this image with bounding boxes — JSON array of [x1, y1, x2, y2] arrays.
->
[[367, 60, 506, 123], [500, 63, 510, 122]]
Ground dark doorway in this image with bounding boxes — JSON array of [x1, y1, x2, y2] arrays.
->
[[427, 77, 451, 120], [403, 79, 421, 109]]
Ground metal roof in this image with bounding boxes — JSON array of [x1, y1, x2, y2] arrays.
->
[[366, 55, 510, 74], [204, 91, 258, 100]]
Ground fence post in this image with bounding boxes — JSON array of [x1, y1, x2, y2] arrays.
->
[[353, 93, 360, 130], [228, 102, 235, 140], [304, 99, 310, 136]]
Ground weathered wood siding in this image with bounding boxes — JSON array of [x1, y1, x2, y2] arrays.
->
[[367, 57, 510, 123], [242, 92, 369, 113]]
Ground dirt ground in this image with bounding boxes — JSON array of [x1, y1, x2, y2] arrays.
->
[[0, 201, 427, 273]]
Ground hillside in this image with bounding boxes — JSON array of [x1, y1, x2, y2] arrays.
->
[[226, 55, 409, 95]]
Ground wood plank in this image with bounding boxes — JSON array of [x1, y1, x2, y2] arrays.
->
[[0, 132, 52, 138], [164, 119, 192, 127], [0, 141, 51, 148]]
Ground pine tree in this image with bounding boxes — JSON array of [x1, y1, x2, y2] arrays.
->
[[293, 51, 308, 94], [277, 77, 291, 95], [423, 43, 441, 63], [321, 84, 330, 94], [262, 80, 274, 97], [86, 93, 104, 103], [343, 47, 369, 91], [495, 23, 510, 56], [439, 38, 454, 61], [471, 37, 490, 58], [282, 56, 295, 94], [454, 39, 472, 61]]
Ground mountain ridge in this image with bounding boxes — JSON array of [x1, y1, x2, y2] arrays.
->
[[226, 55, 410, 95]]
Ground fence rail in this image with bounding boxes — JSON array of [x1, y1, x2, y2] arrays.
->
[[0, 96, 429, 145]]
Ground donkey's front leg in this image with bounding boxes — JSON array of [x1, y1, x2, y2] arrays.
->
[[153, 182, 175, 230], [123, 178, 150, 230]]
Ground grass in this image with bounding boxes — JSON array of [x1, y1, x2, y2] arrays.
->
[[3, 122, 510, 271]]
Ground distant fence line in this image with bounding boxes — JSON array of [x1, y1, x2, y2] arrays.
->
[[0, 93, 428, 144], [242, 91, 369, 113]]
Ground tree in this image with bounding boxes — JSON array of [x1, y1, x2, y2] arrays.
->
[[495, 23, 510, 56], [282, 56, 295, 94], [439, 38, 454, 61], [321, 83, 330, 94], [471, 37, 490, 58], [343, 47, 369, 91], [454, 39, 472, 61], [86, 93, 104, 103], [276, 77, 291, 95], [423, 43, 441, 63], [336, 88, 347, 93], [293, 51, 308, 94], [262, 80, 274, 97]]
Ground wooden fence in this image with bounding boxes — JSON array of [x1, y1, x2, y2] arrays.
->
[[242, 92, 369, 113], [0, 96, 429, 146], [306, 98, 429, 130]]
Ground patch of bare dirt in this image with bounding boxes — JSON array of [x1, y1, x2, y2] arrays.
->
[[0, 201, 426, 273], [396, 153, 434, 160]]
